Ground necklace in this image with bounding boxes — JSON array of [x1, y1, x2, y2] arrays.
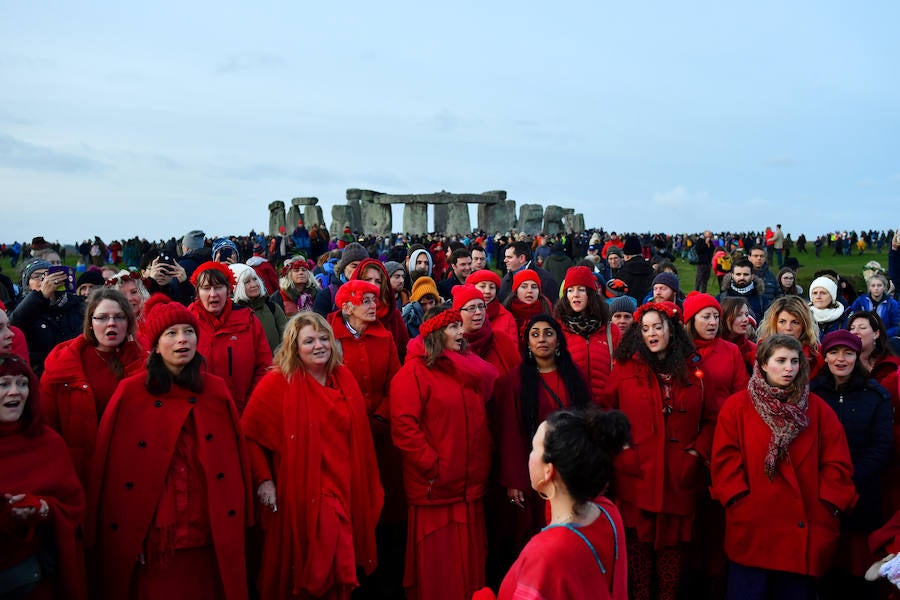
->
[[551, 508, 578, 525]]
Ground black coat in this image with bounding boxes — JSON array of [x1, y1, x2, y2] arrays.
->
[[617, 256, 654, 304], [9, 291, 85, 376], [811, 373, 893, 531]]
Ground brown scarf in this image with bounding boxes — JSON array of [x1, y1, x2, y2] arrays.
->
[[747, 364, 809, 480]]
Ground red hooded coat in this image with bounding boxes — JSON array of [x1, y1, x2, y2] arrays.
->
[[560, 323, 620, 404]]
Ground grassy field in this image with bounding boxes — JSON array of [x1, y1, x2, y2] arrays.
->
[[672, 249, 888, 295]]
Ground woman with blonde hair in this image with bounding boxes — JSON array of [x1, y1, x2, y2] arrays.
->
[[758, 295, 823, 378], [242, 311, 383, 599]]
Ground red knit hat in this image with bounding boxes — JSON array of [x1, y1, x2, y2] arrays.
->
[[681, 291, 721, 324], [513, 269, 541, 292], [190, 261, 236, 291], [563, 266, 598, 292], [420, 308, 462, 339], [142, 294, 199, 349], [467, 269, 501, 289], [451, 285, 485, 309], [335, 280, 380, 309]]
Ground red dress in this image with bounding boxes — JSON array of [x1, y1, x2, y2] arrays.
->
[[241, 367, 383, 599], [497, 497, 628, 600], [390, 338, 498, 600], [88, 372, 252, 600], [40, 335, 145, 485]]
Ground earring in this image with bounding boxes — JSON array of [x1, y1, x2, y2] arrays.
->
[[528, 349, 533, 359], [555, 347, 560, 357], [535, 480, 556, 501]]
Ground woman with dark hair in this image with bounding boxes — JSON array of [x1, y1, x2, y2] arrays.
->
[[467, 269, 518, 343], [89, 295, 252, 600], [775, 267, 803, 298], [390, 306, 499, 600], [495, 314, 591, 549], [241, 311, 383, 599], [40, 288, 145, 486], [1, 353, 87, 600], [711, 335, 857, 600], [480, 408, 631, 600], [187, 261, 271, 413], [502, 270, 554, 342], [848, 311, 900, 393], [351, 258, 411, 362], [810, 331, 892, 599], [601, 301, 714, 600], [720, 297, 758, 373], [554, 266, 619, 403]]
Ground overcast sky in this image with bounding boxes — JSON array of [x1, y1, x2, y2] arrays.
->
[[2, 1, 899, 243]]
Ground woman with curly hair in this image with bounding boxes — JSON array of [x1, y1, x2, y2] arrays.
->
[[758, 295, 824, 378], [279, 256, 318, 317], [600, 301, 714, 600]]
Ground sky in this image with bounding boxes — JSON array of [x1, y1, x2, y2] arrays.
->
[[2, 1, 899, 244]]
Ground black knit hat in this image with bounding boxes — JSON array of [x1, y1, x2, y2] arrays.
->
[[337, 242, 369, 276], [622, 236, 642, 256]]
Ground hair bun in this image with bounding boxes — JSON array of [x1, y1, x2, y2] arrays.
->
[[586, 409, 630, 456]]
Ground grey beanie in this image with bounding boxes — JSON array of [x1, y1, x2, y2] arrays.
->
[[337, 242, 370, 276], [606, 246, 624, 258], [182, 230, 205, 251], [609, 295, 637, 315], [21, 259, 52, 291], [384, 261, 404, 277]]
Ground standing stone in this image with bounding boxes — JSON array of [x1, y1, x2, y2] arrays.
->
[[506, 200, 519, 231], [361, 200, 392, 236], [268, 201, 286, 236], [543, 205, 566, 235], [304, 205, 324, 228], [289, 197, 319, 228], [479, 200, 517, 233], [330, 205, 352, 238], [518, 204, 544, 235], [287, 205, 302, 230], [434, 205, 449, 233], [446, 203, 471, 236], [403, 203, 427, 234]]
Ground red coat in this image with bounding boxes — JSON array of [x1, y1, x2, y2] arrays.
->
[[465, 319, 521, 381], [241, 367, 383, 598], [692, 337, 749, 411], [88, 372, 253, 600], [189, 300, 272, 412], [40, 335, 145, 484], [561, 323, 620, 403], [710, 390, 858, 576], [600, 357, 715, 516], [487, 301, 518, 344], [10, 324, 30, 365], [390, 337, 498, 505], [497, 496, 627, 600]]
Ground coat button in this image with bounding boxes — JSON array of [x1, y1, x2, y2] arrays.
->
[[798, 521, 805, 528], [228, 509, 236, 517], [206, 433, 214, 441], [188, 397, 197, 404], [217, 472, 225, 480], [125, 481, 134, 489], [111, 522, 119, 531], [154, 400, 162, 408], [138, 440, 147, 448]]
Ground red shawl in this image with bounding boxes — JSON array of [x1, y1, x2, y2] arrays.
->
[[241, 366, 383, 597]]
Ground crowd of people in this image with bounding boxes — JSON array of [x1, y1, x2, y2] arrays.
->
[[1, 223, 900, 600]]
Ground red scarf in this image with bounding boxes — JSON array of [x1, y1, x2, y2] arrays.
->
[[691, 336, 716, 357], [465, 319, 495, 358], [192, 298, 234, 330], [508, 297, 551, 337]]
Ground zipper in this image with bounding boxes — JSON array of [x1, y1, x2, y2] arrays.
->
[[228, 347, 233, 375]]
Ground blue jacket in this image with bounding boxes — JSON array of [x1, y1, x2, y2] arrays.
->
[[850, 294, 900, 336]]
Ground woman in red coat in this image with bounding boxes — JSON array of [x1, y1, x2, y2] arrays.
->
[[720, 297, 758, 375], [0, 299, 30, 365], [40, 288, 145, 486], [710, 335, 857, 600], [390, 306, 499, 600], [468, 270, 518, 343], [89, 295, 253, 600], [453, 285, 521, 379], [601, 301, 715, 600], [187, 262, 272, 413], [502, 270, 554, 342], [241, 311, 383, 599], [351, 258, 410, 362], [1, 353, 87, 600], [554, 265, 620, 403]]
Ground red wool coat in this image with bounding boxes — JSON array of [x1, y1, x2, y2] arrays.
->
[[40, 335, 145, 484], [692, 337, 749, 411], [710, 390, 858, 576], [600, 357, 716, 517], [561, 323, 620, 404], [88, 373, 253, 600], [189, 300, 272, 413], [465, 319, 521, 381], [486, 302, 518, 345], [390, 338, 498, 505]]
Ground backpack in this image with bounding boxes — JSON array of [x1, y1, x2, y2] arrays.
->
[[717, 253, 732, 272]]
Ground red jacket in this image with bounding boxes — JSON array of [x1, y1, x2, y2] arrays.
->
[[465, 319, 521, 381], [189, 300, 272, 412], [561, 323, 620, 404], [390, 337, 498, 505], [692, 337, 749, 411], [88, 372, 253, 600], [40, 335, 145, 484], [711, 390, 857, 576], [487, 301, 518, 344], [600, 357, 715, 516], [10, 324, 29, 365]]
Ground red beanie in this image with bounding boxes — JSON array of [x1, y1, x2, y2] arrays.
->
[[190, 261, 237, 291], [467, 269, 501, 289], [335, 280, 380, 308], [451, 285, 485, 309], [681, 291, 721, 324], [513, 269, 541, 292], [563, 266, 598, 292], [142, 294, 200, 349]]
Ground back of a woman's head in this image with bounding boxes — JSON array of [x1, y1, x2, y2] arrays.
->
[[543, 408, 630, 504]]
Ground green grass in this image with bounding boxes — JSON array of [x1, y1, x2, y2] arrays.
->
[[671, 249, 887, 295]]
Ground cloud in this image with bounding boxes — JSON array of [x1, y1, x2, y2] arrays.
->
[[0, 133, 108, 174], [215, 54, 286, 74], [0, 110, 35, 126], [222, 161, 342, 185], [762, 156, 798, 168], [432, 108, 460, 132], [652, 185, 711, 208]]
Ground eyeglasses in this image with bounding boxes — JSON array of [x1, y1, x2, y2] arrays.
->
[[92, 314, 127, 323], [29, 271, 49, 281], [459, 303, 486, 314]]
